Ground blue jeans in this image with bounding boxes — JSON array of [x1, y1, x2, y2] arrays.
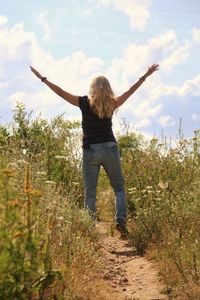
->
[[82, 141, 127, 224]]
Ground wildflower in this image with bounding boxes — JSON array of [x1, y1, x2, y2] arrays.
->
[[128, 187, 137, 194], [8, 199, 22, 207], [55, 155, 66, 160], [22, 149, 27, 155], [45, 180, 55, 184], [158, 180, 168, 189], [128, 187, 137, 191], [36, 171, 46, 175], [29, 188, 43, 196]]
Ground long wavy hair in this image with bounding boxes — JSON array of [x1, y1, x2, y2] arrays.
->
[[88, 76, 117, 119]]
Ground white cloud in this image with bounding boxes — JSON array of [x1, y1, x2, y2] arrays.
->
[[106, 30, 183, 90], [192, 28, 200, 45], [9, 91, 26, 107], [36, 10, 52, 41], [105, 30, 187, 126], [0, 15, 199, 139], [0, 21, 35, 61], [161, 43, 190, 73], [0, 15, 8, 27], [145, 74, 200, 102], [0, 16, 105, 119], [97, 0, 152, 30], [135, 117, 151, 129], [158, 115, 175, 127], [179, 75, 200, 97]]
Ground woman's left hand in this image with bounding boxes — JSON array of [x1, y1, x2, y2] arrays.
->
[[30, 66, 43, 80], [146, 63, 159, 77]]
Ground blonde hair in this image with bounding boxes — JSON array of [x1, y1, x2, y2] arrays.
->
[[88, 76, 117, 119]]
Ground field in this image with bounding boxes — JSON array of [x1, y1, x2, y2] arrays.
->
[[0, 103, 200, 299]]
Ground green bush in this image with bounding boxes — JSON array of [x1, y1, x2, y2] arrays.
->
[[0, 103, 101, 300], [121, 128, 200, 298]]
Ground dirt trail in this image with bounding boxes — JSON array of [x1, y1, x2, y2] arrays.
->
[[91, 222, 168, 300]]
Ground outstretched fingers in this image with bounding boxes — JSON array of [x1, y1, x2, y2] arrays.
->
[[147, 63, 159, 76], [149, 63, 159, 71]]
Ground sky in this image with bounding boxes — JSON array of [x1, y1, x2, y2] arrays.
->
[[0, 0, 200, 140]]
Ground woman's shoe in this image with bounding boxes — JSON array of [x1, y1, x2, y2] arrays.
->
[[116, 222, 130, 239]]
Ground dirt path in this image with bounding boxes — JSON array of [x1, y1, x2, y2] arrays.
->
[[90, 222, 168, 300]]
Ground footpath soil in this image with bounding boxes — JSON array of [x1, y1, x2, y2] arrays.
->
[[86, 222, 168, 300]]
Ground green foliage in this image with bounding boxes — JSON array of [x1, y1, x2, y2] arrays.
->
[[0, 103, 101, 300], [120, 128, 200, 298], [1, 103, 200, 299]]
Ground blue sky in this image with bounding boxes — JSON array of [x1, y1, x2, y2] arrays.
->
[[0, 0, 200, 140]]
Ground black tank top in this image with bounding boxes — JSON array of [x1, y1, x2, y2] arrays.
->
[[79, 96, 116, 149]]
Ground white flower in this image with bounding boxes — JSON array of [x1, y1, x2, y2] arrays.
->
[[128, 187, 137, 191], [45, 180, 55, 184], [158, 181, 168, 189], [22, 149, 27, 155], [72, 182, 79, 185], [146, 186, 153, 189], [55, 155, 66, 160], [37, 171, 46, 175]]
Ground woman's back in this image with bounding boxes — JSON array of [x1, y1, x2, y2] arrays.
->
[[79, 95, 116, 149]]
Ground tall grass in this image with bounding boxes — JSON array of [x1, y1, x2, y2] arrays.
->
[[1, 102, 200, 299], [119, 127, 200, 299], [0, 103, 102, 300]]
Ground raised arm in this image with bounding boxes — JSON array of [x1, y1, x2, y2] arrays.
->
[[116, 63, 159, 107], [30, 66, 79, 106]]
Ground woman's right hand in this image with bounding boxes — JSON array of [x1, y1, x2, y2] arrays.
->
[[30, 66, 43, 80]]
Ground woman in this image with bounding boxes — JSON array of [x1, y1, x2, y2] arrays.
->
[[30, 63, 159, 237]]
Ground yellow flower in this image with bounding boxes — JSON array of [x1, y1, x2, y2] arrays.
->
[[29, 189, 43, 196], [24, 187, 32, 194], [8, 199, 22, 207]]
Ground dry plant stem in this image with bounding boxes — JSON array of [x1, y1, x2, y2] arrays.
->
[[24, 163, 33, 300], [3, 175, 9, 221]]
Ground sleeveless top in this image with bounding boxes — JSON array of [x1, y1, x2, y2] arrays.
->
[[79, 96, 116, 149]]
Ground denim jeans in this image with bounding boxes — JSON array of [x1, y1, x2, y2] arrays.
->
[[82, 141, 127, 224]]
